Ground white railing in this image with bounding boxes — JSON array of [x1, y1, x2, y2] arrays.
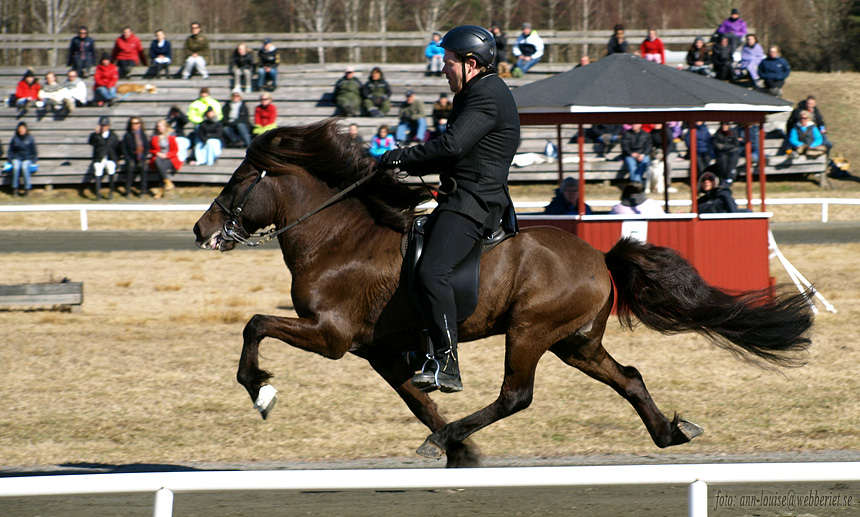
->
[[0, 463, 857, 517]]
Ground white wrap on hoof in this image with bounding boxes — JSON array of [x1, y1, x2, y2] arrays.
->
[[254, 384, 279, 420]]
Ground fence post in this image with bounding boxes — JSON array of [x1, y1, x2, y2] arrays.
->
[[688, 480, 708, 517], [153, 487, 174, 517], [80, 209, 88, 231]]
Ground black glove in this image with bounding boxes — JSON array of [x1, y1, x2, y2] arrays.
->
[[378, 148, 406, 170]]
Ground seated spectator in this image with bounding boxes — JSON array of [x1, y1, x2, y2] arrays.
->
[[68, 26, 96, 78], [686, 37, 712, 76], [432, 93, 452, 135], [166, 105, 189, 138], [93, 54, 119, 107], [223, 90, 252, 148], [575, 55, 591, 68], [586, 124, 623, 157], [229, 43, 256, 93], [143, 29, 172, 79], [36, 72, 65, 116], [395, 90, 427, 144], [544, 177, 592, 215], [787, 110, 827, 159], [369, 124, 396, 159], [786, 95, 832, 151], [425, 32, 444, 76], [186, 87, 222, 142], [758, 46, 790, 97], [735, 33, 764, 84], [122, 116, 151, 197], [257, 38, 280, 92], [715, 8, 747, 52], [607, 24, 628, 55], [650, 122, 678, 157], [490, 23, 508, 68], [60, 69, 88, 114], [88, 116, 121, 199], [711, 36, 734, 81], [13, 70, 40, 119], [697, 170, 739, 213], [181, 22, 210, 80], [361, 67, 392, 117], [346, 123, 366, 154], [194, 107, 223, 166], [149, 119, 182, 198], [334, 66, 363, 117], [685, 121, 714, 173], [610, 183, 665, 215], [7, 122, 37, 197], [512, 23, 544, 75], [713, 122, 741, 185], [737, 123, 760, 162], [621, 124, 652, 185], [111, 26, 146, 79], [253, 92, 278, 136], [639, 29, 665, 64]]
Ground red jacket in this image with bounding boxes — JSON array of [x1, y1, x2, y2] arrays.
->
[[149, 134, 183, 171], [111, 34, 146, 64], [15, 79, 40, 101], [255, 103, 278, 127], [94, 63, 119, 89], [639, 38, 665, 64]]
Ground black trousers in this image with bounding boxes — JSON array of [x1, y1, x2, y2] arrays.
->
[[416, 210, 484, 351], [716, 149, 741, 183]]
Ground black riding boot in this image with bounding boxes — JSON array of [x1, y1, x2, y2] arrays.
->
[[95, 176, 102, 200], [108, 174, 116, 199], [412, 324, 463, 393]]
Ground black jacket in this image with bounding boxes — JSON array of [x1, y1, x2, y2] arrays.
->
[[198, 118, 223, 142], [621, 129, 652, 156], [88, 130, 121, 162], [122, 129, 151, 164], [698, 187, 739, 213], [389, 72, 520, 229]]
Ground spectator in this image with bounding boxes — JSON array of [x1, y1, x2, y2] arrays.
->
[[7, 122, 37, 197], [149, 119, 182, 198], [621, 124, 652, 185], [223, 90, 252, 148], [685, 121, 714, 173], [333, 66, 363, 117], [512, 22, 545, 75], [587, 124, 623, 158], [736, 33, 764, 84], [93, 54, 119, 107], [610, 183, 665, 215], [181, 22, 210, 80], [697, 170, 739, 213], [737, 123, 760, 162], [257, 38, 280, 92], [369, 124, 396, 159], [13, 70, 40, 119], [346, 123, 366, 154], [711, 36, 734, 81], [395, 90, 427, 144], [361, 67, 392, 117], [143, 29, 172, 79], [639, 29, 665, 64], [187, 87, 222, 127], [713, 122, 741, 185], [787, 110, 828, 159], [490, 23, 507, 69], [758, 46, 790, 97], [88, 116, 121, 200], [60, 69, 88, 114], [194, 107, 223, 166], [786, 95, 832, 151], [36, 72, 65, 116], [253, 92, 278, 136], [68, 26, 96, 79], [716, 8, 747, 52], [607, 24, 628, 55], [425, 32, 445, 76], [111, 26, 147, 79], [432, 93, 452, 135], [686, 37, 712, 76], [575, 55, 591, 68], [166, 105, 189, 138], [544, 177, 592, 215], [121, 116, 151, 197], [229, 43, 256, 93]]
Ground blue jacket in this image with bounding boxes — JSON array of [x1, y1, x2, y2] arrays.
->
[[789, 124, 823, 148], [425, 41, 444, 59], [149, 39, 172, 61], [758, 56, 791, 82], [67, 35, 96, 65], [8, 133, 37, 162], [685, 124, 715, 158]]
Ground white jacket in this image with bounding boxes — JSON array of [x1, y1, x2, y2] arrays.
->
[[512, 30, 545, 60]]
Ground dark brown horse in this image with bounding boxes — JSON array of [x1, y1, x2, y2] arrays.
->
[[193, 119, 813, 467]]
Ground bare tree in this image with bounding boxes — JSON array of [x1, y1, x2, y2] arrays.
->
[[340, 0, 363, 61], [30, 0, 81, 66], [294, 0, 336, 63], [369, 0, 396, 62], [412, 0, 467, 33]]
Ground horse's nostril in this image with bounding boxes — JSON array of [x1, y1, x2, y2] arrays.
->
[[193, 223, 203, 240]]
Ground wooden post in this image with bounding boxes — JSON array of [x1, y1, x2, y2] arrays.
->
[[578, 123, 586, 216], [744, 125, 753, 211], [661, 122, 670, 212], [556, 124, 564, 186], [690, 124, 698, 214], [758, 124, 767, 212]]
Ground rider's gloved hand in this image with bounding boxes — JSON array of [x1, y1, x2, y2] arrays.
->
[[378, 148, 406, 170]]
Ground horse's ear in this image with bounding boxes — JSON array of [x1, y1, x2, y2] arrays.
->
[[270, 136, 282, 148]]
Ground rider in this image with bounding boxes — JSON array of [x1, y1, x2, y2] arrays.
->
[[378, 25, 521, 393]]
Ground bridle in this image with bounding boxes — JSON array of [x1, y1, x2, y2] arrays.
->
[[212, 167, 377, 247]]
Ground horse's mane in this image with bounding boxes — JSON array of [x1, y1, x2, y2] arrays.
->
[[245, 119, 430, 233]]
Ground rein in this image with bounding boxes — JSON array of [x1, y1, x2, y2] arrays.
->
[[213, 168, 377, 247]]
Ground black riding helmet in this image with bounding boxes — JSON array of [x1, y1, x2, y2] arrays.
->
[[440, 25, 496, 70]]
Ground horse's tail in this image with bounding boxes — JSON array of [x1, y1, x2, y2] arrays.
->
[[604, 237, 813, 368]]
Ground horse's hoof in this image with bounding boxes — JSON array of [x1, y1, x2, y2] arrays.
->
[[678, 419, 704, 441], [254, 384, 279, 420], [416, 436, 445, 459]]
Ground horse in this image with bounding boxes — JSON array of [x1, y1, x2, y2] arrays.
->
[[193, 119, 813, 467]]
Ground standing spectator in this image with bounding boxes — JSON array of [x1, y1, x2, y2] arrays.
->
[[609, 183, 665, 215], [512, 22, 544, 74], [432, 93, 452, 135], [13, 70, 40, 119], [333, 66, 363, 117], [122, 116, 151, 197], [361, 67, 392, 117], [111, 26, 147, 79], [425, 32, 444, 76], [181, 22, 210, 80], [37, 72, 65, 116], [60, 69, 88, 114], [736, 33, 765, 84], [713, 122, 741, 185], [716, 8, 747, 52], [544, 177, 592, 215], [223, 90, 252, 148], [697, 170, 739, 213], [786, 95, 832, 151], [639, 29, 665, 64], [787, 110, 827, 159], [93, 54, 119, 107], [194, 107, 223, 166], [68, 26, 96, 79], [490, 23, 507, 69], [230, 43, 256, 93], [607, 24, 628, 55], [758, 46, 791, 97], [144, 29, 172, 79], [369, 124, 396, 159], [621, 124, 652, 185], [88, 116, 121, 199], [686, 37, 712, 76], [395, 90, 426, 144], [149, 119, 182, 197], [257, 38, 280, 92], [253, 92, 278, 136], [685, 121, 715, 173], [7, 122, 37, 197], [711, 36, 734, 81], [186, 87, 222, 129]]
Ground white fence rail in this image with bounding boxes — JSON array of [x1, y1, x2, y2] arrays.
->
[[0, 462, 858, 517]]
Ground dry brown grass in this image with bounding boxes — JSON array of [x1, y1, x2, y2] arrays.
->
[[0, 240, 857, 468]]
